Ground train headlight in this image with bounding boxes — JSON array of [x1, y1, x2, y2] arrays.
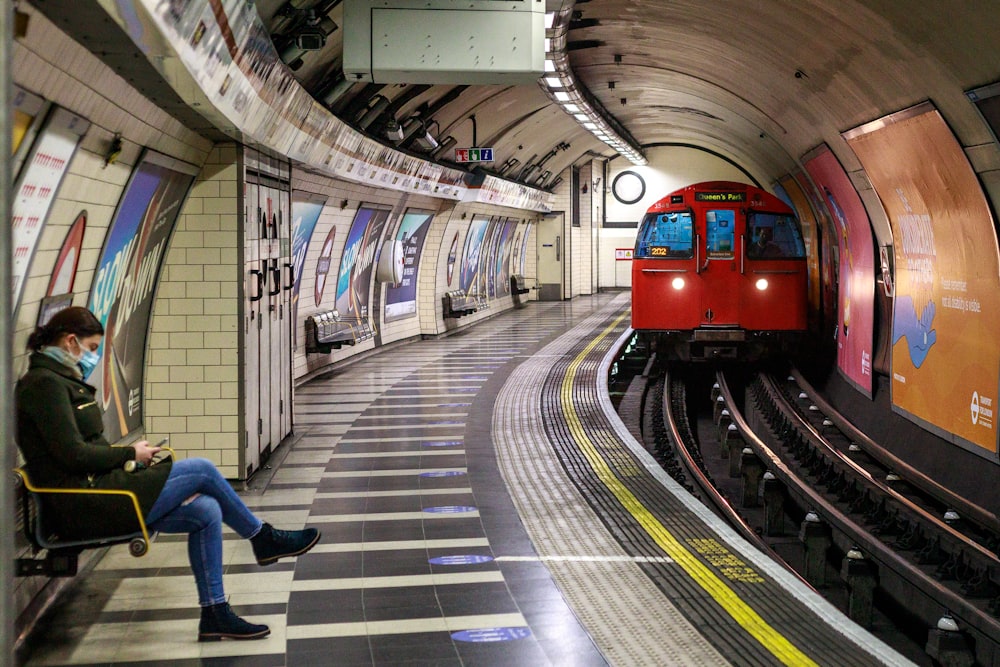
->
[[755, 278, 769, 291], [671, 277, 685, 290]]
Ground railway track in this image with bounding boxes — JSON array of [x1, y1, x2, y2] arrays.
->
[[628, 356, 1000, 667]]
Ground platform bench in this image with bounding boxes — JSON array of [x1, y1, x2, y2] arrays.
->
[[443, 290, 478, 318], [510, 275, 529, 295], [305, 310, 374, 353], [14, 467, 156, 577]]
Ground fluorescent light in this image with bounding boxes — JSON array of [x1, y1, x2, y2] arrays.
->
[[545, 77, 562, 87], [583, 122, 597, 130], [544, 60, 556, 72], [545, 12, 555, 28], [563, 103, 580, 113], [554, 91, 570, 102], [574, 114, 589, 121], [544, 38, 551, 52]]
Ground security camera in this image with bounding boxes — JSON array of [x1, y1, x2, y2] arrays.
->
[[295, 30, 326, 51]]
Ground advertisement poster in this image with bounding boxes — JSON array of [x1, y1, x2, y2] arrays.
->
[[12, 85, 46, 158], [844, 102, 1000, 457], [967, 81, 1000, 146], [484, 216, 504, 298], [803, 145, 876, 396], [47, 211, 87, 296], [12, 107, 90, 313], [385, 209, 434, 320], [87, 151, 197, 441], [520, 223, 532, 276], [291, 193, 327, 336], [314, 226, 337, 306], [496, 218, 518, 296], [793, 170, 840, 340], [446, 231, 459, 286], [777, 177, 822, 323], [335, 205, 391, 320], [459, 215, 490, 294]]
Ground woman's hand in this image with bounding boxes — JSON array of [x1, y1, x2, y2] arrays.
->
[[131, 440, 162, 466]]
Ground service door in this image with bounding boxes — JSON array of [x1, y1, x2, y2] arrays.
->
[[701, 209, 741, 325], [536, 213, 564, 301], [244, 180, 262, 475]]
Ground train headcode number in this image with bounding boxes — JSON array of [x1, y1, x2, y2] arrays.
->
[[650, 246, 668, 256]]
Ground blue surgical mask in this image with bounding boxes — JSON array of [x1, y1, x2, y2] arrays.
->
[[78, 349, 100, 379]]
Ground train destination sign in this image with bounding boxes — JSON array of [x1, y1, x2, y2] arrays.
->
[[695, 191, 746, 202], [454, 147, 494, 163]]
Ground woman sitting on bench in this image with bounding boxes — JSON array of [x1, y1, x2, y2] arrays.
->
[[15, 306, 321, 642]]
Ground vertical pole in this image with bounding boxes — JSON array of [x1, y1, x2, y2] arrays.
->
[[1, 2, 16, 662]]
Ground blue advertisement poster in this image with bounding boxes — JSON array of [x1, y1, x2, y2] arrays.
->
[[385, 209, 434, 321], [482, 216, 503, 297], [335, 205, 391, 320], [291, 193, 327, 338], [87, 150, 197, 441], [459, 215, 490, 294], [496, 218, 518, 296]]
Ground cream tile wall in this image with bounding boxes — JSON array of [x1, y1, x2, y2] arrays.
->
[[145, 146, 241, 476]]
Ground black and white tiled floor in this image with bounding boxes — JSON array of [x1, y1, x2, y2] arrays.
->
[[23, 296, 615, 666]]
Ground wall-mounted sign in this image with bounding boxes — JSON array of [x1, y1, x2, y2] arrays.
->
[[615, 248, 634, 260], [454, 147, 494, 163]]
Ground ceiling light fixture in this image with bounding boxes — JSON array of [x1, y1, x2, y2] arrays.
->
[[537, 4, 645, 166]]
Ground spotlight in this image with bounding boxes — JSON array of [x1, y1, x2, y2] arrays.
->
[[385, 120, 404, 141]]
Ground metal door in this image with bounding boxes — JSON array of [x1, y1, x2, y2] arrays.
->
[[700, 209, 741, 325], [536, 213, 564, 301]]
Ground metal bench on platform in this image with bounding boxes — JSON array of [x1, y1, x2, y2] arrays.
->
[[510, 275, 530, 295], [305, 310, 374, 353], [443, 290, 478, 318]]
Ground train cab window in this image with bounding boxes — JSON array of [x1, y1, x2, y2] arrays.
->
[[635, 211, 693, 259], [746, 212, 806, 259], [705, 210, 736, 259]]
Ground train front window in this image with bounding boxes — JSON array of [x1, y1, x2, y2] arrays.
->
[[705, 210, 735, 259], [746, 212, 806, 259], [635, 211, 693, 259]]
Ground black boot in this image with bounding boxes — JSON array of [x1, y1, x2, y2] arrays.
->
[[198, 602, 270, 642], [251, 522, 321, 566]]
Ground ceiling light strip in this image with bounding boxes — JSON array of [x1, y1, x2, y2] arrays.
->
[[540, 3, 646, 166]]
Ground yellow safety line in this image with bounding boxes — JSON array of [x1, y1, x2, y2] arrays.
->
[[560, 313, 818, 667]]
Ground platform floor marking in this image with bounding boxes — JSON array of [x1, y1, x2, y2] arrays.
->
[[495, 555, 674, 564], [560, 313, 819, 667]]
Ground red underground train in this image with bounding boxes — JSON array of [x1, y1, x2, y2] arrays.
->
[[631, 180, 808, 362]]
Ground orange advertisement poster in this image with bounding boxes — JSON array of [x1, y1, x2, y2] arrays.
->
[[844, 103, 1000, 457]]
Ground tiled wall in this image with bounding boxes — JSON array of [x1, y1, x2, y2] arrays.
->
[[144, 147, 241, 476]]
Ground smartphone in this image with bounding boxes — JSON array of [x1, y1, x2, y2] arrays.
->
[[155, 437, 169, 447]]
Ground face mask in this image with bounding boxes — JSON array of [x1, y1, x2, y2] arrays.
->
[[78, 349, 100, 379]]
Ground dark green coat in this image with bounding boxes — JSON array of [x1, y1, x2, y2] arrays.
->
[[15, 353, 172, 540]]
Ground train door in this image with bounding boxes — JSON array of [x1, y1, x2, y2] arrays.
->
[[537, 213, 563, 300], [700, 208, 740, 325]]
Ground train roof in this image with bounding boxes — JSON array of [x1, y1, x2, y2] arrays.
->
[[646, 180, 793, 214]]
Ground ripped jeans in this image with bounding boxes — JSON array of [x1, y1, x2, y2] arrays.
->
[[145, 458, 263, 606]]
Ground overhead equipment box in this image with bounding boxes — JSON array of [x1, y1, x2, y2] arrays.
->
[[343, 0, 545, 85]]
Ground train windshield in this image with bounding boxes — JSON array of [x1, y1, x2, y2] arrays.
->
[[635, 211, 694, 258], [746, 212, 806, 259]]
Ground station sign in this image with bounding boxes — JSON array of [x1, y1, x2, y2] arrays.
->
[[454, 147, 494, 163]]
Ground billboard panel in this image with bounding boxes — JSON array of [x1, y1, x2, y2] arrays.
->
[[335, 205, 391, 320], [777, 176, 822, 323], [385, 209, 434, 320], [291, 193, 327, 341], [459, 215, 490, 294], [844, 102, 1000, 457], [803, 145, 876, 395], [87, 150, 197, 442]]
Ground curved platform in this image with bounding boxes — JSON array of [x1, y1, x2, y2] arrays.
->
[[22, 294, 911, 666]]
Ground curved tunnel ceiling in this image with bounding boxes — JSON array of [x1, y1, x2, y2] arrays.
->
[[44, 0, 1000, 194]]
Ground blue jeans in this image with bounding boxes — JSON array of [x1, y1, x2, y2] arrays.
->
[[145, 458, 263, 606]]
